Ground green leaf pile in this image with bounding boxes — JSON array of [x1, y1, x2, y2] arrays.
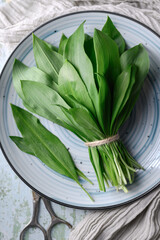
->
[[11, 16, 150, 199]]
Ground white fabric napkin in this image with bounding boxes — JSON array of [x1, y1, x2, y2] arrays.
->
[[70, 187, 160, 240], [0, 1, 160, 239], [1, 0, 160, 54]]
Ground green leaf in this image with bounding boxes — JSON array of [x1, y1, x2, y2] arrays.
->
[[10, 104, 78, 180], [113, 44, 150, 132], [32, 35, 58, 52], [21, 80, 70, 124], [58, 34, 68, 55], [42, 40, 58, 52], [21, 80, 84, 139], [84, 33, 92, 42], [120, 44, 150, 92], [111, 65, 133, 129], [76, 167, 93, 185], [58, 60, 96, 116], [113, 90, 139, 134], [102, 16, 125, 55], [93, 29, 121, 87], [93, 29, 109, 77], [12, 59, 56, 100], [84, 34, 96, 74], [58, 95, 87, 110], [96, 74, 111, 135], [64, 23, 99, 112], [10, 136, 34, 155], [62, 107, 104, 142], [118, 65, 137, 114], [33, 34, 63, 83], [112, 65, 137, 132]]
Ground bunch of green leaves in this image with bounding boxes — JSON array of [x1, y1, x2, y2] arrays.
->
[[11, 16, 149, 196]]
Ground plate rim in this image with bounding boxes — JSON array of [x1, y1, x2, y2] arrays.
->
[[0, 10, 160, 210]]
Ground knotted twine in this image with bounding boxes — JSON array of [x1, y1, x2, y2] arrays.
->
[[85, 134, 119, 147]]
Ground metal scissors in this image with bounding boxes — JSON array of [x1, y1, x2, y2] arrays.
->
[[20, 191, 72, 240]]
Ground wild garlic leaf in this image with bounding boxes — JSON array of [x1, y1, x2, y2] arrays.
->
[[64, 23, 99, 112], [21, 80, 70, 123], [118, 65, 137, 115], [93, 29, 109, 77], [96, 74, 111, 135], [12, 59, 56, 100], [58, 33, 68, 55], [33, 34, 63, 83], [111, 65, 133, 130], [10, 136, 34, 155], [67, 108, 103, 139], [58, 60, 96, 116], [62, 107, 104, 141], [84, 34, 97, 74], [21, 80, 83, 138], [58, 107, 88, 142], [120, 44, 150, 92], [41, 40, 58, 52], [113, 44, 150, 132], [93, 29, 111, 132], [93, 29, 121, 87], [76, 167, 93, 185], [113, 65, 140, 133], [102, 16, 125, 55], [59, 94, 88, 111], [32, 35, 58, 52], [10, 104, 79, 180]]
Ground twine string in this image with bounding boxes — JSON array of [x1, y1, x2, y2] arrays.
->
[[85, 133, 119, 147]]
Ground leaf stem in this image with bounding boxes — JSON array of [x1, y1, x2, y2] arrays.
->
[[76, 167, 94, 185], [77, 182, 94, 202]]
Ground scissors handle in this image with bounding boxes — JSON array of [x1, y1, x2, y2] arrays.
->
[[20, 192, 47, 240], [42, 197, 72, 240]]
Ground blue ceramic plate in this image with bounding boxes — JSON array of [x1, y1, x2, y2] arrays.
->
[[0, 11, 160, 209]]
